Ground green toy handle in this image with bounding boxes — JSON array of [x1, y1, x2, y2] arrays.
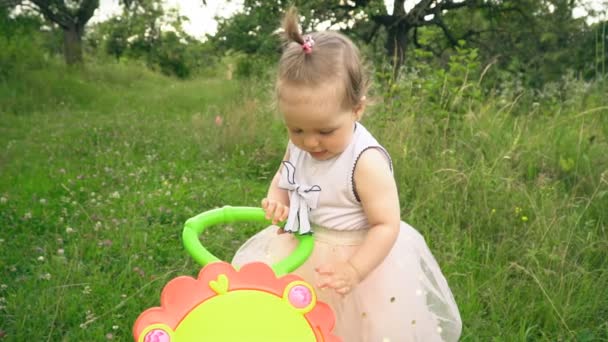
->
[[182, 206, 314, 276]]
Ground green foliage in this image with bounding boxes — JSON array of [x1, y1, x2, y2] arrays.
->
[[1, 1, 608, 339], [0, 62, 269, 340], [1, 54, 607, 340], [210, 0, 351, 58], [368, 62, 608, 341], [385, 0, 608, 89], [585, 20, 608, 79], [435, 0, 606, 87], [235, 53, 274, 79], [85, 1, 215, 79], [148, 31, 192, 78], [377, 42, 483, 128], [211, 1, 283, 58], [91, 17, 129, 60], [0, 8, 47, 79]]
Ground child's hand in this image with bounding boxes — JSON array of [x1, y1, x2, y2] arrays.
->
[[315, 261, 362, 295], [261, 198, 289, 225]]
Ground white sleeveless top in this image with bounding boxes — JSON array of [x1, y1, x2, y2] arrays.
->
[[278, 122, 392, 234]]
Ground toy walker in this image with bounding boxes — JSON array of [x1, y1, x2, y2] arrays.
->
[[133, 206, 340, 341]]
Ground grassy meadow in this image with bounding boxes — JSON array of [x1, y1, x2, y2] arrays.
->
[[1, 59, 607, 341]]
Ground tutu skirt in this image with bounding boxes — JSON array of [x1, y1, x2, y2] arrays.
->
[[232, 222, 462, 342]]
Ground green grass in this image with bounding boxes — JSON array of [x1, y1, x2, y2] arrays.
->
[[0, 59, 607, 341]]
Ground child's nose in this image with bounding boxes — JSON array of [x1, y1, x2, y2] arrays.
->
[[303, 135, 319, 149]]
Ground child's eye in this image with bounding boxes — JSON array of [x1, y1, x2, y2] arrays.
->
[[319, 129, 335, 135], [290, 129, 303, 134]]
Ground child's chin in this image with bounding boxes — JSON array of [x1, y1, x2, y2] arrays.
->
[[310, 151, 335, 160]]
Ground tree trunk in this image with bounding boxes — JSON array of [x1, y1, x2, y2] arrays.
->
[[386, 21, 410, 75], [384, 0, 411, 78], [63, 25, 84, 65]]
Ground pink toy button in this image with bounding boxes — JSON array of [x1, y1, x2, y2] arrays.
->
[[288, 284, 312, 308], [144, 329, 170, 342]]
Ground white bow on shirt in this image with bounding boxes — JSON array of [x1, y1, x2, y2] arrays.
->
[[277, 161, 321, 234]]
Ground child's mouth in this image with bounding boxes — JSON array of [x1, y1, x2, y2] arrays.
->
[[310, 151, 327, 159]]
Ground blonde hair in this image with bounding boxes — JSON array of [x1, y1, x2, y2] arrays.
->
[[277, 7, 369, 110]]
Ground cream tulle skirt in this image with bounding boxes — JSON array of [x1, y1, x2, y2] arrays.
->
[[232, 222, 462, 342]]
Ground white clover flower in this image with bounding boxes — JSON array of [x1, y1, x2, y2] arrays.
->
[[0, 197, 7, 204], [82, 285, 91, 295]]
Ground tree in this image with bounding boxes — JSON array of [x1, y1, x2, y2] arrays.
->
[[3, 0, 206, 66], [429, 0, 598, 85], [212, 1, 284, 56], [14, 0, 100, 64], [214, 1, 510, 74], [0, 4, 48, 78], [371, 0, 482, 72], [86, 0, 206, 78], [216, 0, 599, 80]]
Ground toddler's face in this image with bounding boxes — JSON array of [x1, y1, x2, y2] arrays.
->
[[278, 82, 363, 161]]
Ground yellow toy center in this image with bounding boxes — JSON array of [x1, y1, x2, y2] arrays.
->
[[173, 290, 317, 341]]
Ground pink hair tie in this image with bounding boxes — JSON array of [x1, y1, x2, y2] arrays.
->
[[302, 35, 315, 54]]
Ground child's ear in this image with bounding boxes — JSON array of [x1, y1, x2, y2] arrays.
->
[[353, 96, 366, 120]]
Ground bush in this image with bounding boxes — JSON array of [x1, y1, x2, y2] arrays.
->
[[234, 53, 274, 79], [0, 9, 48, 80]]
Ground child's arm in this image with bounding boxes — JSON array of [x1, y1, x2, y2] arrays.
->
[[261, 148, 290, 224], [317, 148, 400, 294]]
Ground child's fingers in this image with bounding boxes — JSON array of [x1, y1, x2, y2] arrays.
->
[[336, 285, 352, 295], [315, 266, 334, 289], [318, 278, 346, 290], [317, 279, 332, 289], [280, 205, 289, 221], [315, 265, 335, 276], [271, 205, 282, 224], [317, 280, 330, 289], [273, 204, 288, 224], [261, 198, 269, 209], [265, 201, 277, 219]]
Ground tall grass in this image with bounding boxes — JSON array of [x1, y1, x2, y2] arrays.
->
[[370, 54, 608, 340], [0, 57, 607, 340]]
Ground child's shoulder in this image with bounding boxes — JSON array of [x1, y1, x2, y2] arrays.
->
[[353, 123, 392, 171], [354, 147, 392, 178]]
